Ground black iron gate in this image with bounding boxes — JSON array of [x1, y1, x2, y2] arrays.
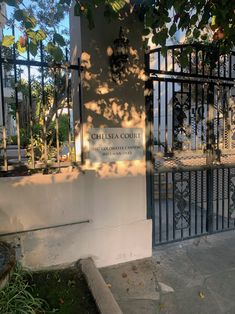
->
[[145, 44, 235, 245]]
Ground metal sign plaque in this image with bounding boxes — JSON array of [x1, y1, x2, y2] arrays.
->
[[88, 128, 144, 162]]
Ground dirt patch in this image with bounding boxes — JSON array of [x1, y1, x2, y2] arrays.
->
[[28, 266, 99, 314]]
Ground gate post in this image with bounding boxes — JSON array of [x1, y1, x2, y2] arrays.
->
[[206, 83, 215, 233], [145, 51, 154, 226]]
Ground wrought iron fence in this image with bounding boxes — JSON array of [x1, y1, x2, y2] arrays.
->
[[146, 44, 235, 245], [154, 166, 235, 245], [0, 31, 81, 176]]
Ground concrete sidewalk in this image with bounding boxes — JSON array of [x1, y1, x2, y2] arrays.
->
[[100, 230, 235, 314]]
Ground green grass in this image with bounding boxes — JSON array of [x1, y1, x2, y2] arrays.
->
[[0, 264, 48, 314], [28, 267, 98, 314]]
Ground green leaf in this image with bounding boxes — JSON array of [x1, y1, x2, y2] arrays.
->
[[46, 42, 63, 62], [25, 16, 37, 29], [190, 14, 198, 26], [143, 28, 151, 36], [107, 0, 126, 12], [193, 28, 200, 39], [27, 30, 36, 43], [155, 28, 168, 46], [17, 41, 26, 54], [165, 16, 172, 23], [179, 53, 188, 68], [29, 42, 38, 56], [2, 35, 15, 47], [53, 33, 66, 46], [169, 23, 177, 37], [201, 34, 208, 40], [211, 15, 217, 27], [14, 9, 27, 21], [35, 29, 47, 41]]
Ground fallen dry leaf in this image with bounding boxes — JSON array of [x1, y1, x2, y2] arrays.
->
[[159, 303, 165, 310], [107, 283, 112, 288], [199, 291, 205, 299]]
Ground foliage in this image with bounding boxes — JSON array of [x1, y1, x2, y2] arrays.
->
[[1, 0, 69, 61], [0, 264, 48, 314], [1, 0, 234, 61], [26, 133, 57, 162], [9, 129, 29, 147], [26, 115, 69, 162]]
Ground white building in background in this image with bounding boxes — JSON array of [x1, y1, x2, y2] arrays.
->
[[0, 3, 23, 141]]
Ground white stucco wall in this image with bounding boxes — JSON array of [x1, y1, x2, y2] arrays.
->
[[0, 170, 151, 268]]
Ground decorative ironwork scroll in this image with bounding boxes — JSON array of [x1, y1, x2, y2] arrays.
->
[[174, 173, 190, 230], [173, 92, 191, 151], [229, 173, 235, 218]]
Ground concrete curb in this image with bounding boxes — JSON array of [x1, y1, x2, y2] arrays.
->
[[80, 258, 123, 314]]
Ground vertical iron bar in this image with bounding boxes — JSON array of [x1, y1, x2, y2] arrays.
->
[[206, 83, 215, 164], [65, 49, 72, 162], [26, 40, 35, 168], [165, 49, 168, 72], [206, 83, 215, 233], [12, 26, 21, 162], [172, 81, 175, 151], [223, 55, 226, 78], [159, 173, 162, 243], [54, 69, 60, 166], [189, 83, 192, 150], [217, 51, 220, 78], [195, 46, 198, 75], [181, 171, 183, 239], [222, 168, 225, 229], [189, 170, 192, 237], [202, 49, 205, 76], [0, 46, 7, 171], [172, 48, 175, 72], [77, 57, 84, 164], [145, 52, 155, 244], [158, 82, 161, 153], [195, 170, 198, 235], [206, 167, 214, 233], [165, 82, 168, 153], [166, 172, 169, 241], [228, 167, 230, 228], [229, 54, 232, 78], [40, 42, 47, 165], [172, 171, 176, 240], [189, 51, 192, 74], [157, 51, 164, 152], [195, 83, 198, 150], [180, 46, 183, 73], [201, 84, 205, 149], [216, 168, 219, 230], [158, 50, 160, 72], [201, 170, 204, 233], [216, 87, 220, 152]]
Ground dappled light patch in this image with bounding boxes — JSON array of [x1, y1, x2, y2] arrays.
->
[[81, 52, 92, 69], [96, 83, 114, 95]]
